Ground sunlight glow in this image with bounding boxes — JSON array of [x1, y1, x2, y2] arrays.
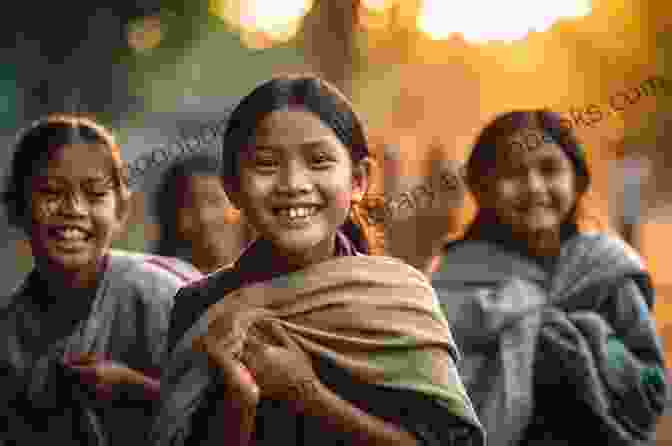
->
[[361, 0, 398, 12], [417, 0, 592, 43], [210, 0, 314, 49]]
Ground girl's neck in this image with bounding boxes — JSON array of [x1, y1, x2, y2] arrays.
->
[[187, 224, 254, 273], [190, 247, 234, 273], [236, 234, 343, 285], [266, 238, 336, 274], [27, 260, 105, 338], [33, 256, 106, 295], [466, 213, 577, 264]]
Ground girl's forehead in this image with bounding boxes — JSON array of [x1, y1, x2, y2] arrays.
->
[[36, 144, 116, 180], [499, 129, 568, 163], [253, 108, 339, 144]]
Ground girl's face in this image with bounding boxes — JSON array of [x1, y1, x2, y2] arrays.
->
[[236, 108, 365, 263], [176, 175, 236, 235], [176, 175, 244, 266], [28, 143, 125, 276], [482, 127, 578, 237]]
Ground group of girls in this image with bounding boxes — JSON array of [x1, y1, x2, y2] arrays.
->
[[0, 74, 666, 446]]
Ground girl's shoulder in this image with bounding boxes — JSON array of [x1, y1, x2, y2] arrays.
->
[[562, 232, 646, 272], [176, 265, 238, 300], [440, 237, 470, 255], [438, 237, 508, 264], [0, 274, 33, 318], [105, 249, 204, 303], [433, 237, 549, 285], [167, 266, 241, 349]]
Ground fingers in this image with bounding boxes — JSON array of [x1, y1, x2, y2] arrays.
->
[[196, 332, 260, 407], [64, 352, 99, 366], [266, 321, 303, 355], [197, 334, 245, 367], [243, 334, 266, 353], [240, 335, 267, 372], [218, 355, 260, 407]]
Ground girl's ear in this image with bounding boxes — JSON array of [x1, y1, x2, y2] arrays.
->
[[221, 176, 244, 210], [115, 190, 133, 235], [576, 173, 589, 195], [352, 158, 371, 200], [458, 163, 468, 185], [463, 165, 489, 205]]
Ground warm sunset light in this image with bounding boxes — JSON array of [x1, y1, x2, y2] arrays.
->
[[417, 0, 592, 43], [361, 0, 398, 12], [209, 0, 314, 48]]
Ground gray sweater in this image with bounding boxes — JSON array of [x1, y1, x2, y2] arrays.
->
[[432, 233, 667, 445]]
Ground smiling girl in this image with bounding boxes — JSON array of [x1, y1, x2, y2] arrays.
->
[[431, 110, 667, 445], [151, 75, 484, 446], [0, 115, 201, 445]]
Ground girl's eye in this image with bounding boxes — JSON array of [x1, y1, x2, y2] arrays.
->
[[540, 162, 564, 176], [312, 153, 332, 167], [253, 156, 278, 169], [204, 196, 225, 207], [38, 187, 62, 197], [85, 186, 112, 198]]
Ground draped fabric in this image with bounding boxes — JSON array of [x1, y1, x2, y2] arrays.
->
[[151, 241, 484, 446], [432, 232, 667, 445], [0, 250, 201, 446]]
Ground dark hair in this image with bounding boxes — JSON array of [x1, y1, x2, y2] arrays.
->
[[2, 114, 130, 231], [221, 74, 370, 254], [465, 109, 589, 194], [153, 151, 223, 257], [463, 109, 596, 241]]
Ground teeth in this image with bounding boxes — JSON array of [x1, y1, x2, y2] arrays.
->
[[278, 207, 317, 218], [55, 228, 88, 241]]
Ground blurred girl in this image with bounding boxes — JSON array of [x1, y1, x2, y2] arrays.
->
[[431, 110, 667, 445], [151, 75, 484, 446], [154, 152, 254, 272], [0, 115, 201, 445]]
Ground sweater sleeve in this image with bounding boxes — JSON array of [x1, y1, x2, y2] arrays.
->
[[536, 278, 667, 443]]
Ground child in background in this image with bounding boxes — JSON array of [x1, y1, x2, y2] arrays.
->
[[154, 152, 254, 272], [0, 115, 202, 445], [431, 109, 667, 445]]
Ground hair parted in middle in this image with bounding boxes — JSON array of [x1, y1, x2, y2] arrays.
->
[[219, 74, 372, 254]]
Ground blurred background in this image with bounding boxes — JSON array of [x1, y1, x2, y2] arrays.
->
[[0, 0, 671, 435]]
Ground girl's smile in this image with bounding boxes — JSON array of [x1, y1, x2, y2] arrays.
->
[[487, 127, 577, 237], [273, 204, 322, 227], [234, 108, 365, 265], [48, 224, 93, 249], [29, 143, 125, 279]]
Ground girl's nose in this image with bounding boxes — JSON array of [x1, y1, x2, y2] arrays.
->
[[276, 162, 313, 195], [61, 191, 88, 216], [525, 170, 547, 194]]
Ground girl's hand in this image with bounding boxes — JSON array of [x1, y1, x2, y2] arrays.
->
[[194, 333, 260, 409], [241, 321, 320, 409], [64, 353, 140, 400]]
